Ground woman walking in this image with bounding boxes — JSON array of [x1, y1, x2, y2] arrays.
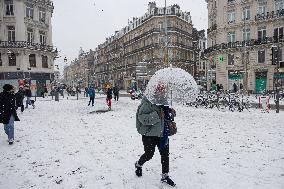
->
[[135, 83, 176, 187], [0, 84, 20, 145]]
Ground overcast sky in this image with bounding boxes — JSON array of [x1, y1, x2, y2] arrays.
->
[[52, 0, 208, 71]]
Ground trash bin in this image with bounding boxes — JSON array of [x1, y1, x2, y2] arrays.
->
[[55, 91, 59, 101]]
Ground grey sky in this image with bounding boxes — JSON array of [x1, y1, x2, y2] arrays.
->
[[52, 0, 208, 71]]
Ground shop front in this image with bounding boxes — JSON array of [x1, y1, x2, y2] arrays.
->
[[228, 71, 243, 91], [255, 71, 267, 94]]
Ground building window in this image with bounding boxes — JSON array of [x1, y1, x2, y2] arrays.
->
[[42, 55, 48, 68], [29, 54, 36, 67], [39, 8, 46, 23], [7, 26, 15, 42], [203, 62, 205, 69], [26, 3, 33, 19], [242, 7, 250, 20], [27, 28, 34, 43], [243, 28, 250, 41], [227, 10, 235, 24], [275, 0, 284, 12], [258, 50, 265, 63], [39, 31, 46, 45], [9, 53, 16, 66], [227, 31, 236, 43], [257, 27, 266, 40], [274, 27, 284, 41], [5, 0, 14, 16], [258, 2, 267, 15], [228, 54, 234, 65]]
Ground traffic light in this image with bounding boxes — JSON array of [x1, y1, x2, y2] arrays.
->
[[271, 46, 279, 65]]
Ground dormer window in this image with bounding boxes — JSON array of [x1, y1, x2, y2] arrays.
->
[[5, 0, 14, 16]]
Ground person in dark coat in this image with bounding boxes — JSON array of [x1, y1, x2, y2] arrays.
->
[[233, 83, 238, 93], [135, 83, 176, 187], [113, 85, 119, 101], [0, 84, 20, 145], [106, 86, 113, 110], [15, 86, 25, 112], [25, 86, 34, 108], [220, 84, 224, 91]]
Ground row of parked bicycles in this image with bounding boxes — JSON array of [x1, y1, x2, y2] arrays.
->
[[186, 91, 255, 112]]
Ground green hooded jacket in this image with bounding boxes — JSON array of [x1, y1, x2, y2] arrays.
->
[[136, 97, 164, 137]]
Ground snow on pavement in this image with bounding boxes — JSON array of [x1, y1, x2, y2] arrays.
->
[[0, 95, 283, 189]]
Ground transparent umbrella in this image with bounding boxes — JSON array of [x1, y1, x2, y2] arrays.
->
[[144, 67, 198, 106]]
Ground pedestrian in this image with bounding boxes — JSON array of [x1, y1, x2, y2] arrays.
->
[[135, 83, 176, 187], [113, 85, 119, 101], [44, 86, 48, 97], [87, 86, 96, 106], [40, 87, 45, 98], [106, 86, 113, 110], [15, 86, 25, 112], [85, 87, 88, 97], [0, 84, 20, 145], [240, 83, 243, 92], [233, 83, 238, 93], [216, 84, 220, 92], [220, 84, 224, 91], [25, 85, 34, 109]]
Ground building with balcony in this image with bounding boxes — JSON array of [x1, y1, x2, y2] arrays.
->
[[93, 2, 196, 90], [0, 0, 57, 94], [205, 0, 284, 93]]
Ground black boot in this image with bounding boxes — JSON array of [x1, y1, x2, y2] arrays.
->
[[161, 174, 176, 187], [135, 162, 142, 177]]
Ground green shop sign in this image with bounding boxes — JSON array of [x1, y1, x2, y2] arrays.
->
[[273, 73, 284, 79]]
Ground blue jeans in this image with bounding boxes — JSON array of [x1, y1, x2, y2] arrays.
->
[[4, 115, 15, 140], [26, 97, 31, 108]]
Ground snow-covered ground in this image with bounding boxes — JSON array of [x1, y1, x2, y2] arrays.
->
[[0, 94, 284, 189]]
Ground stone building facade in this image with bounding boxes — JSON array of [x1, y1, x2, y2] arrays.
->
[[63, 49, 95, 88], [205, 0, 284, 93], [93, 2, 195, 90], [0, 0, 57, 94]]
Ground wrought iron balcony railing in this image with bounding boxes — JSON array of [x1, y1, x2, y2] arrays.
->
[[204, 36, 284, 55], [255, 9, 284, 21], [0, 41, 57, 53]]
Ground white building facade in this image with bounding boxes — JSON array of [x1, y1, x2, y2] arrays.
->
[[205, 0, 284, 93], [0, 0, 57, 94]]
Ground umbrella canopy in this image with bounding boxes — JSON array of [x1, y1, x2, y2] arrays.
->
[[144, 67, 198, 106]]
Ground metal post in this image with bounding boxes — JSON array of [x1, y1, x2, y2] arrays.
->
[[243, 17, 249, 96], [164, 0, 169, 67], [77, 91, 79, 100], [275, 66, 280, 113]]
